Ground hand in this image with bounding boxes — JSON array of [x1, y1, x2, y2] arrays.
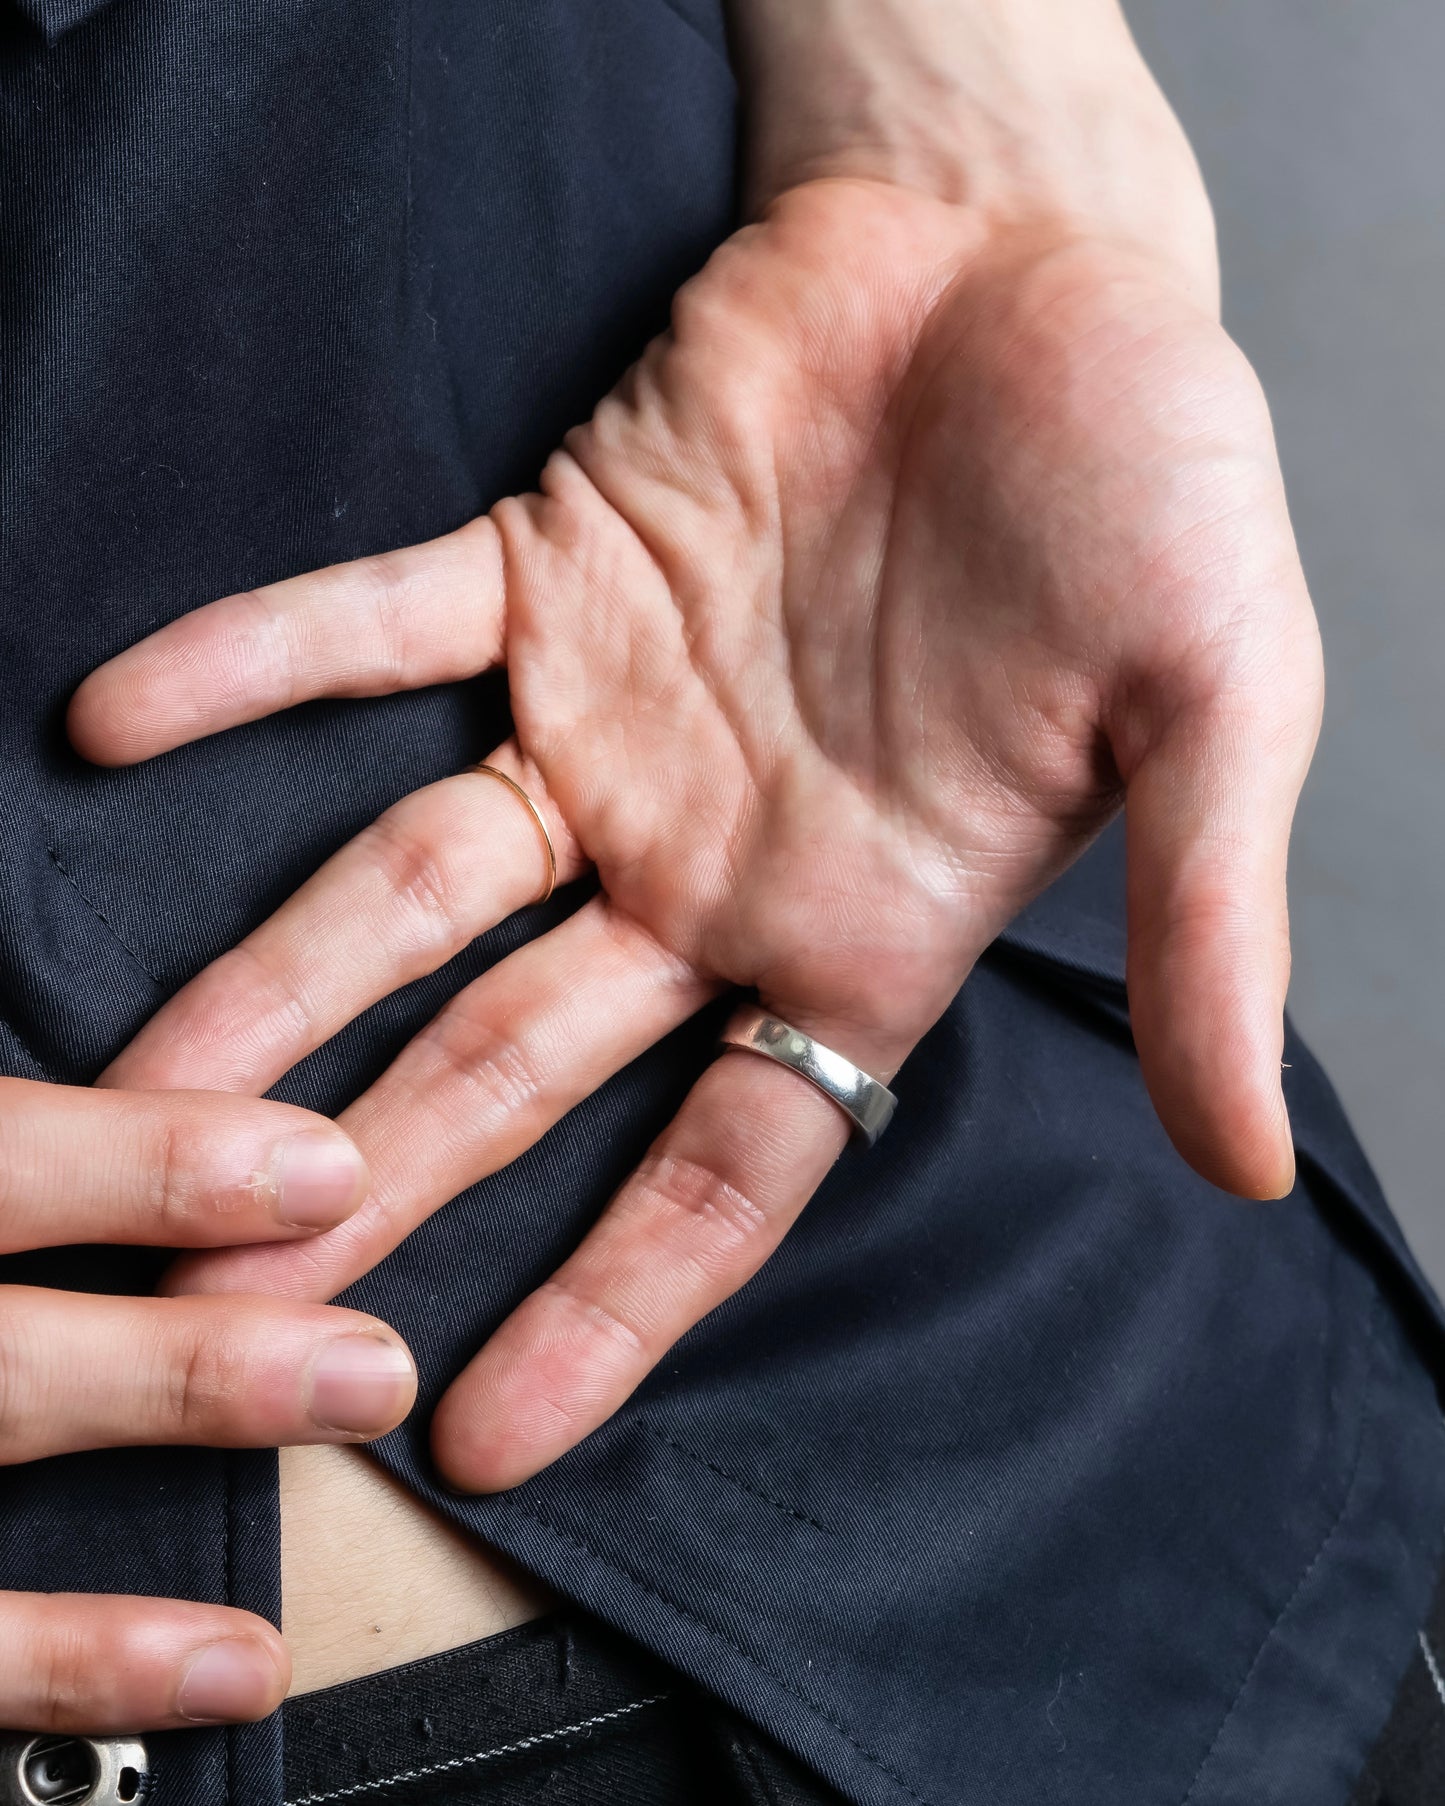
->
[[69, 171, 1322, 1494], [0, 1081, 416, 1731]]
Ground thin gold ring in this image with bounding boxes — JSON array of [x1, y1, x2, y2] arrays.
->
[[470, 763, 558, 905]]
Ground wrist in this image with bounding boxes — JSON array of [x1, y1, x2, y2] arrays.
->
[[728, 0, 1218, 307]]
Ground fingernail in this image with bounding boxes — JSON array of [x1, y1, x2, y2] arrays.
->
[[274, 1129, 369, 1229], [307, 1333, 416, 1435], [177, 1637, 284, 1723]]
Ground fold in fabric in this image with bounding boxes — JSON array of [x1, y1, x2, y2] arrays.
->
[[10, 0, 127, 45]]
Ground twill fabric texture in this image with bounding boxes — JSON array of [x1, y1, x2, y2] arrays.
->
[[280, 1613, 846, 1805], [2, 3, 1444, 1804]]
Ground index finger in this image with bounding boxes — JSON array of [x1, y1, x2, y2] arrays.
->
[[66, 519, 505, 767], [0, 1078, 369, 1251]]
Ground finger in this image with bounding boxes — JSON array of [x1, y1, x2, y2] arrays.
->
[[1123, 682, 1321, 1200], [67, 517, 505, 766], [0, 1079, 369, 1253], [0, 1592, 289, 1732], [431, 1015, 888, 1492], [0, 1290, 417, 1462], [103, 746, 588, 1098], [162, 897, 716, 1302]]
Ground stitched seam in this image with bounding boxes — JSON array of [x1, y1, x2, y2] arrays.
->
[[646, 1424, 831, 1532], [282, 1693, 669, 1806], [1419, 1631, 1445, 1711], [653, 0, 733, 74], [0, 1009, 58, 1079], [46, 845, 164, 984], [504, 1500, 931, 1805], [1179, 1297, 1384, 1804]]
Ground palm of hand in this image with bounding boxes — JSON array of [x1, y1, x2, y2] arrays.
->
[[73, 178, 1320, 1487], [503, 180, 1315, 1090]]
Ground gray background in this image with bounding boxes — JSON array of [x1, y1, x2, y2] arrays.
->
[[1126, 2, 1444, 1281]]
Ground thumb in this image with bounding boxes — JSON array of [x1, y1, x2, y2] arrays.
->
[[1121, 676, 1321, 1201]]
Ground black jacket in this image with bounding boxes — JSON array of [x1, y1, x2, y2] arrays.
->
[[2, 3, 1443, 1802]]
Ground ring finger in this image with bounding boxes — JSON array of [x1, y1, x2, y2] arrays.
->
[[430, 1012, 883, 1491]]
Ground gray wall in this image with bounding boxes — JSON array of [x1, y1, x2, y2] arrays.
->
[[1124, 2, 1444, 1280]]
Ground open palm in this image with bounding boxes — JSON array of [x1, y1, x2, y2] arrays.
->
[[73, 177, 1322, 1489]]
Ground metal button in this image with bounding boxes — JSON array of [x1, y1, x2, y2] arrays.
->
[[0, 1736, 149, 1805]]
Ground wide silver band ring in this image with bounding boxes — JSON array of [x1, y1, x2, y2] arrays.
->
[[718, 1004, 898, 1147]]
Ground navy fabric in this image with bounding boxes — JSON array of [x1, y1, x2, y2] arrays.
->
[[2, 4, 1444, 1805], [1350, 1550, 1445, 1804]]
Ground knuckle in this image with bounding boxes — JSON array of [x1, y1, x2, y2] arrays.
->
[[419, 1008, 548, 1126], [534, 1277, 646, 1363], [218, 588, 293, 707], [0, 1090, 29, 1229], [159, 1312, 246, 1438], [207, 943, 316, 1054], [363, 807, 473, 958], [121, 946, 314, 1095], [35, 1620, 95, 1732], [0, 1294, 43, 1464], [352, 551, 417, 686], [628, 1151, 773, 1250], [148, 1114, 212, 1241], [669, 246, 756, 350]]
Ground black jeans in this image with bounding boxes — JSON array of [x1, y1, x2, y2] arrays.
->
[[282, 1614, 843, 1806], [285, 1581, 1445, 1806]]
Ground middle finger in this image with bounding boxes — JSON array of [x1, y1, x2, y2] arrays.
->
[[164, 893, 716, 1302], [0, 1288, 417, 1463]]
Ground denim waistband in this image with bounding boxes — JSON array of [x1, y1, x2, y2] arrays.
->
[[282, 1615, 671, 1805], [280, 1612, 840, 1806]]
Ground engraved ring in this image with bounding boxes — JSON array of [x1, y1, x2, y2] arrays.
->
[[718, 1004, 898, 1146]]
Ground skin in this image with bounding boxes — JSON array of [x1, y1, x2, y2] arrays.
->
[[278, 1444, 551, 1694], [0, 1082, 418, 1729], [77, 184, 1320, 1463], [8, 0, 1326, 1729]]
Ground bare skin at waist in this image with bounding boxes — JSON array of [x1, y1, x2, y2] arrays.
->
[[279, 1445, 552, 1695]]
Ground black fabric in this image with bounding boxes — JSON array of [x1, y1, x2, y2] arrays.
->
[[291, 1570, 1445, 1806], [4, 4, 1445, 1806], [282, 1614, 843, 1806], [1350, 1553, 1445, 1806]]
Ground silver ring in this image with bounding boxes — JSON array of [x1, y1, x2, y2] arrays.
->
[[718, 1004, 898, 1147]]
